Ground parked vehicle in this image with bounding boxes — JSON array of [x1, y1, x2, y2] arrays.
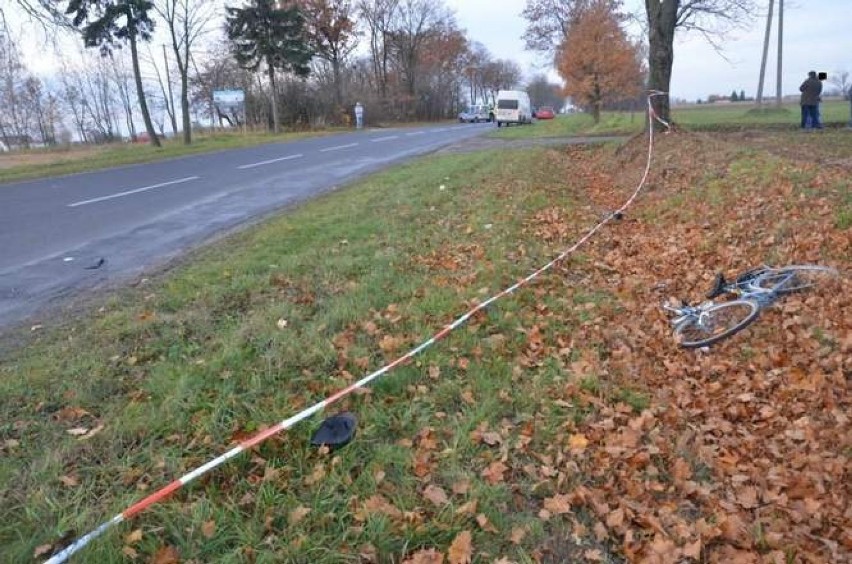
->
[[495, 90, 532, 127], [535, 106, 555, 119], [458, 104, 491, 123]]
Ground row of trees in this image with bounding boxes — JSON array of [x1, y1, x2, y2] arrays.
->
[[4, 0, 542, 149]]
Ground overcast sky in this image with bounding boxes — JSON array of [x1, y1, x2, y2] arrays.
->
[[9, 0, 852, 102]]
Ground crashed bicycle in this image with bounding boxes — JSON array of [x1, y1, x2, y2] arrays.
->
[[663, 264, 838, 348]]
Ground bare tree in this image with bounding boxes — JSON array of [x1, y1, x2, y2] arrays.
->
[[385, 0, 448, 100], [358, 0, 399, 100], [480, 59, 522, 106], [109, 50, 139, 140], [146, 43, 179, 136], [829, 71, 850, 99], [154, 0, 216, 144], [522, 0, 588, 58]]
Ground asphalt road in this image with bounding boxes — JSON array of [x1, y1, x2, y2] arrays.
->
[[0, 122, 495, 328]]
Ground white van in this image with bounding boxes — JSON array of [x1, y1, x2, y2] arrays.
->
[[495, 90, 532, 127]]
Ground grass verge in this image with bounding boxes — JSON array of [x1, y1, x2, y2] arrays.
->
[[0, 129, 339, 185]]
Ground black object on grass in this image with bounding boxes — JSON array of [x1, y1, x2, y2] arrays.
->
[[310, 412, 357, 450]]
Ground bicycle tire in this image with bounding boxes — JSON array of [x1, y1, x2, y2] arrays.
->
[[752, 265, 838, 295], [675, 300, 760, 348]]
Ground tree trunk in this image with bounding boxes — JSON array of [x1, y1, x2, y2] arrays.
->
[[332, 58, 343, 107], [130, 33, 161, 147], [162, 44, 179, 136], [267, 59, 279, 133], [645, 0, 677, 126], [755, 0, 774, 105]]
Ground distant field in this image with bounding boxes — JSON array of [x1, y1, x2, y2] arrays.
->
[[487, 99, 852, 140], [673, 99, 851, 126]]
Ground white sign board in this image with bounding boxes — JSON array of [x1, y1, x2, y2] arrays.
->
[[213, 90, 245, 105]]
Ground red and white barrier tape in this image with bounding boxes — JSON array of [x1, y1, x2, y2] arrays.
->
[[46, 92, 669, 563]]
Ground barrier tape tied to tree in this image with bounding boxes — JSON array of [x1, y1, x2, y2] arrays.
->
[[46, 92, 670, 564]]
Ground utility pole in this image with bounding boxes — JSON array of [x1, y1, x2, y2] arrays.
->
[[775, 0, 784, 106], [755, 0, 774, 106]]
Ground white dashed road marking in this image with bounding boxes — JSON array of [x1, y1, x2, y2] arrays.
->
[[320, 143, 359, 152], [67, 176, 200, 207], [237, 154, 304, 169]]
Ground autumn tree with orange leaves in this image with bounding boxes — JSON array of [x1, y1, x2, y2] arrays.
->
[[557, 1, 643, 124]]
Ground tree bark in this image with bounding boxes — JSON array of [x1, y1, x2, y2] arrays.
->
[[129, 32, 161, 146], [267, 58, 279, 133], [645, 0, 677, 126]]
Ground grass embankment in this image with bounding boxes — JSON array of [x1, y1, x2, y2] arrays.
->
[[1, 130, 850, 562], [0, 129, 337, 185]]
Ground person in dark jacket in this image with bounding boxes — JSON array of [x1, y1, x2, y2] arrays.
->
[[799, 71, 823, 129]]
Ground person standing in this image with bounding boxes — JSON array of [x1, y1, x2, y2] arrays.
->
[[354, 102, 364, 129], [799, 71, 822, 130]]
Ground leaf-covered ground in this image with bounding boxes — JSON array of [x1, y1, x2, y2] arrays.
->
[[1, 130, 849, 563]]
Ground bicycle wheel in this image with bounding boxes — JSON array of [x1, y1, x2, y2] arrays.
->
[[675, 300, 760, 348], [752, 265, 838, 295]]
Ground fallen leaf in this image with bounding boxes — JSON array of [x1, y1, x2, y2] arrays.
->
[[201, 520, 216, 539], [289, 506, 311, 525], [122, 546, 138, 558], [480, 461, 507, 485], [476, 513, 497, 532], [423, 485, 449, 506], [510, 526, 527, 544], [126, 529, 143, 544], [33, 544, 53, 558], [568, 433, 589, 452], [447, 530, 473, 564], [404, 548, 444, 564], [65, 427, 89, 436], [543, 494, 572, 515], [151, 545, 180, 564], [455, 500, 478, 515], [59, 475, 79, 487]]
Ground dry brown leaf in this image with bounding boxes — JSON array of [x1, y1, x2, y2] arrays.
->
[[122, 546, 138, 558], [543, 494, 572, 515], [447, 530, 473, 564], [480, 461, 507, 485], [568, 433, 589, 452], [289, 506, 311, 525], [33, 544, 54, 558], [59, 475, 79, 487], [404, 548, 444, 564], [455, 500, 478, 515], [151, 545, 180, 564], [510, 526, 527, 544], [201, 520, 216, 539], [423, 485, 449, 506]]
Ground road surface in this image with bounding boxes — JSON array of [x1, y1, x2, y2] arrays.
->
[[0, 123, 495, 328]]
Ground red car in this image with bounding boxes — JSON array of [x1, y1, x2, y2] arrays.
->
[[535, 106, 555, 119]]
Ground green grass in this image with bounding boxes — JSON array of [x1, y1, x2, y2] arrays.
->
[[0, 129, 340, 185], [0, 146, 599, 562], [488, 111, 644, 139], [673, 99, 851, 128]]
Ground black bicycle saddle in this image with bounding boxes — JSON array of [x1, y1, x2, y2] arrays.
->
[[706, 273, 727, 299]]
